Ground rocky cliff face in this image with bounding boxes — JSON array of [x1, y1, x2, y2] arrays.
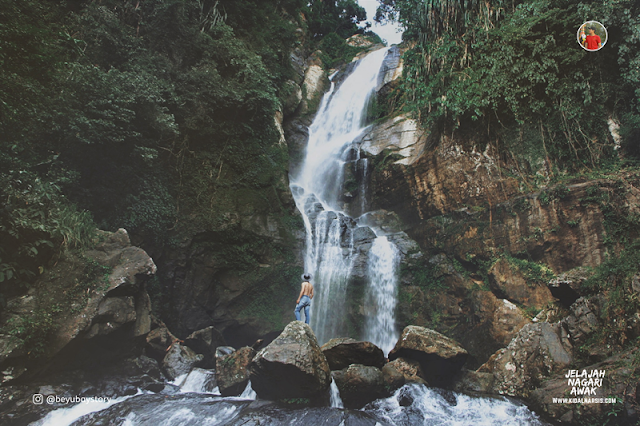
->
[[147, 40, 340, 348], [0, 229, 156, 383], [357, 53, 640, 423]]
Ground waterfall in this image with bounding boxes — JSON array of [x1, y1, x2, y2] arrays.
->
[[179, 368, 218, 394], [290, 47, 399, 348], [329, 378, 344, 408], [362, 236, 400, 355], [239, 381, 257, 399]]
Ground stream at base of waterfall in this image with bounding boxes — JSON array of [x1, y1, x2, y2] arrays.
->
[[34, 370, 547, 426]]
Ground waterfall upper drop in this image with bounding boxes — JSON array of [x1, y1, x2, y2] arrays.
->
[[290, 47, 398, 351]]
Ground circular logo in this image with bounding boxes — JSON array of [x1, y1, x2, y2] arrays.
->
[[578, 21, 607, 51]]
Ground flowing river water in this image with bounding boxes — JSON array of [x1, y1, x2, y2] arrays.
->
[[33, 368, 547, 426], [29, 47, 548, 426]]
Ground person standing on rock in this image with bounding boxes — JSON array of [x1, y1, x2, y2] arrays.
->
[[294, 273, 314, 324]]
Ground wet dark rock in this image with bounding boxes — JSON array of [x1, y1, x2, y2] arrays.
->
[[184, 325, 226, 369], [321, 338, 385, 370], [397, 388, 413, 407], [385, 358, 427, 385], [352, 226, 377, 244], [332, 364, 386, 408], [358, 210, 408, 235], [216, 346, 256, 396], [145, 316, 179, 362], [381, 362, 406, 394], [386, 232, 422, 261], [377, 45, 403, 89], [451, 368, 495, 394], [144, 382, 165, 393], [249, 321, 331, 400], [389, 326, 468, 387], [162, 343, 203, 381]]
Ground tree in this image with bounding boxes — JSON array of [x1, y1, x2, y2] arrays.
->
[[307, 0, 368, 39]]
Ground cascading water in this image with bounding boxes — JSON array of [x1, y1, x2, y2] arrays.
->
[[362, 236, 400, 355], [329, 379, 344, 408], [290, 47, 398, 348]]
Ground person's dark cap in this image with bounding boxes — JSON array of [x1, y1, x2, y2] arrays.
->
[[302, 273, 312, 281]]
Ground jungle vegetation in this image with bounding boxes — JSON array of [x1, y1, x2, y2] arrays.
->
[[376, 0, 640, 175], [0, 0, 369, 303]]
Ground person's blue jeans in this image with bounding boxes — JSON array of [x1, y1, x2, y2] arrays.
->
[[294, 295, 311, 324]]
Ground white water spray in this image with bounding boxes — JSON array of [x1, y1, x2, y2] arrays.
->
[[362, 236, 400, 355], [329, 378, 344, 408]]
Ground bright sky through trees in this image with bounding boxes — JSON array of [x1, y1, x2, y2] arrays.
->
[[359, 0, 403, 44]]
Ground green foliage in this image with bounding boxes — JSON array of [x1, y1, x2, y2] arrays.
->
[[4, 308, 55, 357], [0, 169, 96, 290], [237, 263, 302, 330], [580, 240, 640, 348], [0, 0, 310, 250], [306, 0, 367, 39], [382, 0, 640, 171], [318, 32, 360, 68]]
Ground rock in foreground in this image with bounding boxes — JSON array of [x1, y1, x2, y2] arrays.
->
[[249, 321, 331, 400], [216, 346, 256, 396], [389, 326, 468, 387], [332, 364, 385, 408], [162, 343, 203, 381], [184, 326, 226, 369], [321, 338, 385, 370]]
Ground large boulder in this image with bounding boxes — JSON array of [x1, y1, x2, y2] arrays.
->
[[478, 322, 572, 398], [332, 364, 385, 408], [162, 343, 203, 381], [249, 321, 331, 400], [389, 326, 468, 387], [451, 369, 495, 394], [384, 357, 426, 385], [216, 346, 256, 397], [145, 316, 179, 362], [381, 361, 406, 394], [0, 229, 157, 383], [184, 326, 226, 369], [84, 296, 137, 338], [321, 338, 385, 370]]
